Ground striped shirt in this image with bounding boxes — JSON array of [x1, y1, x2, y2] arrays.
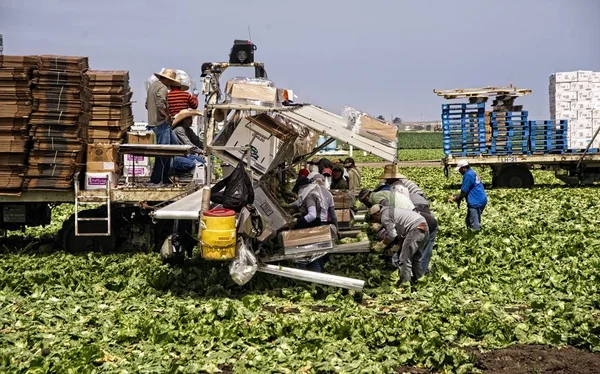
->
[[167, 88, 199, 117]]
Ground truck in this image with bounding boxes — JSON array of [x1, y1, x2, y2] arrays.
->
[[434, 86, 600, 187], [0, 46, 399, 290]]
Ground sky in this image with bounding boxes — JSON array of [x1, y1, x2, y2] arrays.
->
[[1, 0, 599, 122]]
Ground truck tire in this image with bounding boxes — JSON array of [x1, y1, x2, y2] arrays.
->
[[58, 209, 116, 253], [495, 165, 534, 188]]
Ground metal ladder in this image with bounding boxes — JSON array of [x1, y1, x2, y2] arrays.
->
[[74, 174, 112, 237]]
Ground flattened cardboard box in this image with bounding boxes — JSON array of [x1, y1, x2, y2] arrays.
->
[[89, 116, 134, 128], [281, 225, 333, 248], [127, 132, 155, 145], [228, 82, 277, 103], [331, 190, 354, 209], [0, 55, 39, 69], [335, 209, 353, 223], [38, 55, 89, 71], [357, 114, 398, 145], [86, 70, 130, 81]]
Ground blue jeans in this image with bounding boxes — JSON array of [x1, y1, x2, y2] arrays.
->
[[172, 155, 206, 174], [466, 205, 485, 230], [149, 123, 179, 183], [421, 227, 437, 273]]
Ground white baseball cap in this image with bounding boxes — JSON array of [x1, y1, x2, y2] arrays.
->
[[455, 160, 469, 171]]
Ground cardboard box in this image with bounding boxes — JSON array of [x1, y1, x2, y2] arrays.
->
[[127, 131, 155, 145], [553, 101, 571, 111], [86, 144, 120, 172], [593, 118, 600, 128], [550, 91, 577, 101], [357, 114, 398, 147], [570, 129, 593, 138], [254, 183, 291, 232], [591, 91, 600, 101], [577, 70, 594, 82], [551, 72, 577, 83], [577, 110, 593, 120], [569, 119, 592, 130], [124, 165, 152, 177], [553, 110, 576, 120], [577, 91, 593, 101], [573, 101, 593, 111], [571, 82, 592, 91], [227, 82, 277, 104], [84, 172, 119, 190], [332, 190, 354, 209], [335, 209, 353, 223], [281, 225, 334, 254], [593, 108, 600, 118], [549, 82, 571, 91], [124, 154, 150, 166], [87, 161, 119, 172], [224, 117, 282, 174], [591, 83, 600, 91], [569, 139, 592, 149], [592, 72, 600, 83], [192, 163, 206, 184]]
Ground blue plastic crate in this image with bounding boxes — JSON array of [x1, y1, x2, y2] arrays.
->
[[442, 103, 485, 110]]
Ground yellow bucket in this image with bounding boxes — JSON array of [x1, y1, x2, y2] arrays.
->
[[201, 208, 237, 260]]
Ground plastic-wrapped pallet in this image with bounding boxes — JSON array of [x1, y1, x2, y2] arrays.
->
[[224, 77, 278, 107]]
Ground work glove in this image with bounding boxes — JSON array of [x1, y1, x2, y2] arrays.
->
[[372, 242, 386, 253], [193, 89, 200, 96]]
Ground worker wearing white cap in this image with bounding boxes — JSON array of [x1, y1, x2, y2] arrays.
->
[[369, 204, 429, 286], [448, 160, 488, 230]]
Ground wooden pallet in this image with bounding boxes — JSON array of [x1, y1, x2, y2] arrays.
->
[[433, 85, 532, 100]]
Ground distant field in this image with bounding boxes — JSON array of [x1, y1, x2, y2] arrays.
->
[[397, 131, 442, 149]]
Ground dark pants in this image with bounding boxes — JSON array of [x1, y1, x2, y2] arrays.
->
[[172, 155, 206, 174], [150, 123, 179, 183], [466, 205, 485, 230]]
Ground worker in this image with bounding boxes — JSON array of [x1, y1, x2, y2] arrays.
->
[[287, 176, 328, 272], [449, 160, 488, 230], [358, 188, 414, 211], [343, 157, 361, 195], [171, 112, 205, 175], [380, 164, 426, 198], [330, 164, 349, 190], [312, 173, 338, 230], [321, 168, 332, 190], [146, 68, 180, 185], [167, 78, 199, 117], [369, 204, 429, 285]]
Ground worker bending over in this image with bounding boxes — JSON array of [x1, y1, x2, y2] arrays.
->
[[449, 160, 488, 230], [369, 204, 429, 285]]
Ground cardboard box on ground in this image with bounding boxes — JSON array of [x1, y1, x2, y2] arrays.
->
[[281, 225, 335, 253]]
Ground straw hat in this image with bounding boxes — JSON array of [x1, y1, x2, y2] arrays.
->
[[379, 164, 407, 180], [172, 109, 203, 127], [154, 68, 179, 86]]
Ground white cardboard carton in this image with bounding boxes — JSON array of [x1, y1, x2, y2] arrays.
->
[[593, 108, 600, 118], [577, 110, 593, 120], [124, 154, 150, 166], [84, 172, 119, 190], [569, 119, 592, 130], [550, 91, 577, 101], [591, 83, 600, 91], [577, 70, 594, 82], [549, 82, 572, 91], [569, 139, 592, 149], [592, 92, 600, 101], [573, 100, 593, 111], [192, 163, 206, 184], [553, 101, 571, 111], [577, 90, 593, 101], [553, 110, 576, 120], [571, 82, 592, 91], [224, 117, 282, 174], [592, 72, 600, 83], [124, 165, 152, 177], [570, 129, 594, 138], [551, 72, 578, 83]]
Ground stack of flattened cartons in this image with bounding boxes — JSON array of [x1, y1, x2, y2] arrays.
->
[[0, 55, 37, 191], [86, 70, 133, 143], [24, 55, 90, 190]]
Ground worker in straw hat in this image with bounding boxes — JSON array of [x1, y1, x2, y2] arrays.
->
[[146, 68, 180, 185], [448, 160, 488, 230], [380, 164, 426, 199], [171, 109, 205, 175]]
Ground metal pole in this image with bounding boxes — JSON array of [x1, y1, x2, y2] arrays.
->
[[257, 264, 365, 291]]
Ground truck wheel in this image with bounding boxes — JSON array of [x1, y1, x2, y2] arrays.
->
[[58, 210, 116, 253], [496, 165, 534, 188]]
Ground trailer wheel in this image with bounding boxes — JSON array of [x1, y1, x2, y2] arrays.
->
[[495, 165, 534, 188], [58, 210, 116, 253]]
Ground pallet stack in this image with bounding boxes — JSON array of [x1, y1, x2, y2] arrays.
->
[[0, 55, 37, 191], [441, 103, 486, 156], [86, 70, 133, 143], [529, 120, 568, 154], [24, 55, 90, 190]]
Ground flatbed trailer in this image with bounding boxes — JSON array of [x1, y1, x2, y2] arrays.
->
[[443, 151, 600, 187]]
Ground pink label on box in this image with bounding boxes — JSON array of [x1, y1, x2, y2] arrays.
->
[[89, 177, 108, 185], [126, 155, 146, 162]]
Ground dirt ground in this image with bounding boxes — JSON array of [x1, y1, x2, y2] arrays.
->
[[395, 345, 600, 374], [472, 345, 600, 374]]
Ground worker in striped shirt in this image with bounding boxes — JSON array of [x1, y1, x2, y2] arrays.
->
[[167, 79, 199, 117]]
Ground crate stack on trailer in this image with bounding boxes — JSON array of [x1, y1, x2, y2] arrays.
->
[[24, 55, 90, 190], [0, 56, 38, 191], [489, 96, 529, 155], [441, 102, 486, 156]]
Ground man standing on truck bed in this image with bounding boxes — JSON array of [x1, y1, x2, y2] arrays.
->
[[449, 160, 488, 230], [146, 68, 180, 185]]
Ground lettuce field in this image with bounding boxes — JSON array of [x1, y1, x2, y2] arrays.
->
[[1, 154, 600, 373]]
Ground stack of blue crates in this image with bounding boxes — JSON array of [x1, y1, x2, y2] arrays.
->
[[441, 103, 486, 156], [529, 120, 568, 154], [489, 111, 529, 154]]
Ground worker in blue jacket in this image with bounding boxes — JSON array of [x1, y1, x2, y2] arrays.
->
[[449, 160, 488, 230]]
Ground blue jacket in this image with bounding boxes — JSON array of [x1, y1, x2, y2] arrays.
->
[[461, 168, 487, 207]]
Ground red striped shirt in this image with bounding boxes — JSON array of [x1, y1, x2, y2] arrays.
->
[[167, 88, 199, 116]]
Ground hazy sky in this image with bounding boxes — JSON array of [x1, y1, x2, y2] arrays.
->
[[1, 0, 599, 122]]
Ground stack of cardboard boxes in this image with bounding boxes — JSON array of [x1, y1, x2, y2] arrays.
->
[[332, 190, 354, 230], [549, 71, 600, 150], [124, 124, 154, 179], [85, 70, 133, 143], [0, 55, 37, 190], [24, 55, 90, 190]]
